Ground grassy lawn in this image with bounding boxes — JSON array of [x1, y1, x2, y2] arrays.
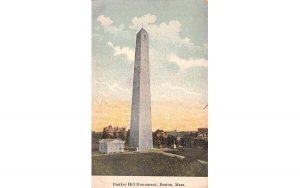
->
[[92, 152, 207, 176], [165, 148, 208, 162]]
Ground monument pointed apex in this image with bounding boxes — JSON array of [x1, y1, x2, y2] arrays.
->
[[137, 27, 148, 35]]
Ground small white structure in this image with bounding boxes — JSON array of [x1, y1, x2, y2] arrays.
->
[[99, 139, 125, 154]]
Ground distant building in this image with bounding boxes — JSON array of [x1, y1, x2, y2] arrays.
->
[[103, 125, 126, 137], [99, 139, 125, 154], [197, 128, 208, 141]]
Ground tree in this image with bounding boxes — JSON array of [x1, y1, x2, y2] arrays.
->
[[92, 131, 102, 144], [167, 135, 176, 147], [102, 131, 113, 139], [126, 130, 130, 144], [118, 131, 126, 141], [180, 137, 186, 147]]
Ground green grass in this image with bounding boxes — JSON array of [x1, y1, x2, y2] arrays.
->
[[92, 152, 207, 176], [165, 148, 208, 162]]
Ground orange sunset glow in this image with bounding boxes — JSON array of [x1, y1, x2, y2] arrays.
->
[[92, 100, 207, 132]]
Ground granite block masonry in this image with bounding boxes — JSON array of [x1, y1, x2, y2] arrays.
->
[[129, 28, 153, 151]]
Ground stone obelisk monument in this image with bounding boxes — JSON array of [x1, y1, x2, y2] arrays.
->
[[129, 27, 153, 151]]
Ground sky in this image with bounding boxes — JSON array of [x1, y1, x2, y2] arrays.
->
[[92, 0, 208, 132]]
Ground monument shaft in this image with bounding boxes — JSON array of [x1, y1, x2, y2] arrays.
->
[[129, 28, 153, 150]]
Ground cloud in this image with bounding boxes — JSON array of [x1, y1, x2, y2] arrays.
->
[[151, 82, 205, 103], [97, 15, 124, 34], [99, 81, 130, 94], [161, 82, 201, 96], [96, 14, 207, 66], [107, 42, 134, 63], [97, 15, 113, 27], [130, 14, 157, 29], [167, 53, 208, 71], [93, 78, 131, 102], [130, 14, 195, 48]]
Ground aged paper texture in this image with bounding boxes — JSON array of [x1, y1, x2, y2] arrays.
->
[[92, 0, 207, 187]]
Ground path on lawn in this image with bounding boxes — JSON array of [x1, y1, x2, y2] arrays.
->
[[152, 149, 186, 159], [92, 148, 184, 159], [92, 149, 207, 165], [197, 159, 208, 165]]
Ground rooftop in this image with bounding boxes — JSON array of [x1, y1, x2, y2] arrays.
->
[[99, 139, 125, 144]]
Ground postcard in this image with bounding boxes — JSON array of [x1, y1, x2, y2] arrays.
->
[[92, 0, 208, 187]]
